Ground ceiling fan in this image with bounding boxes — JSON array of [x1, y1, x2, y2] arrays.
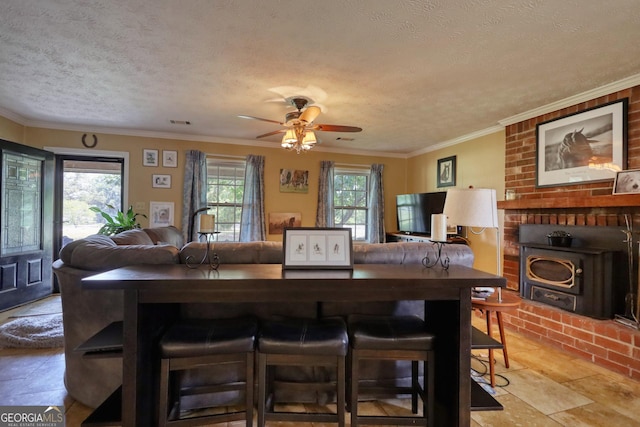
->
[[238, 96, 362, 152]]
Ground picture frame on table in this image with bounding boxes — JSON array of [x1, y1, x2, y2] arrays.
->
[[536, 98, 628, 187], [152, 174, 171, 188], [283, 227, 353, 270], [162, 150, 178, 168], [612, 169, 640, 195], [149, 202, 174, 227], [437, 156, 456, 187], [143, 149, 159, 167]]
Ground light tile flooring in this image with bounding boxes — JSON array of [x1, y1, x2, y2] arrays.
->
[[1, 296, 639, 426]]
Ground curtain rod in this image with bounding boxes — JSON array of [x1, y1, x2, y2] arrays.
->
[[335, 162, 371, 169], [206, 153, 246, 160]]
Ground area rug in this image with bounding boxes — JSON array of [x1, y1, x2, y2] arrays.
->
[[0, 313, 63, 348]]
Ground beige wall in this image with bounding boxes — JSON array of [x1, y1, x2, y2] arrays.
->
[[1, 116, 505, 260], [406, 130, 506, 273], [12, 125, 407, 241], [0, 115, 26, 143]]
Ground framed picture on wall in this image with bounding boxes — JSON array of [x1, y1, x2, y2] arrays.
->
[[437, 156, 456, 187], [149, 202, 174, 227], [268, 212, 302, 235], [143, 149, 158, 167], [536, 98, 628, 187], [152, 174, 171, 188], [162, 150, 178, 167], [279, 169, 309, 193]]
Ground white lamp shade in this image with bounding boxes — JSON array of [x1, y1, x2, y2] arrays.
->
[[443, 188, 498, 228]]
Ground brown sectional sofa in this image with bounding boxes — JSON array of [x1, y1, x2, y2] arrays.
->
[[52, 226, 474, 408]]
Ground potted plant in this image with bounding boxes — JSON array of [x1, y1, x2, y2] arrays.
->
[[89, 205, 147, 236], [547, 230, 572, 247]]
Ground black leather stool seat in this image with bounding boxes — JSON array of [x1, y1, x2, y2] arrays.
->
[[160, 317, 257, 357], [348, 314, 436, 351], [348, 314, 434, 427], [158, 317, 258, 427], [258, 317, 348, 356], [257, 317, 348, 427]]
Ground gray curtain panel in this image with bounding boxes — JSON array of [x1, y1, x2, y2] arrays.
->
[[181, 150, 208, 243], [239, 154, 266, 242], [315, 160, 335, 227], [368, 163, 385, 243]]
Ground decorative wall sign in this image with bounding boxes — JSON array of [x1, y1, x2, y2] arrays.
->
[[437, 155, 456, 187], [279, 169, 309, 193], [536, 98, 628, 187], [283, 227, 353, 269]]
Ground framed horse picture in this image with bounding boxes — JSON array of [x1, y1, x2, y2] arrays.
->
[[536, 98, 627, 187]]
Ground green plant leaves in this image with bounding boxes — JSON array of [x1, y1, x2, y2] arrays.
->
[[89, 205, 147, 236]]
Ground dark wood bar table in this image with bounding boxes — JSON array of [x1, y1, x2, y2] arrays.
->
[[82, 263, 505, 427]]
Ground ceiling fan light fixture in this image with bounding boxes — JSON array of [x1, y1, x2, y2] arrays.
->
[[283, 129, 297, 144], [302, 131, 317, 145]]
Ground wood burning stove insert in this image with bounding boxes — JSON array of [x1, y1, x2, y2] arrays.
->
[[519, 225, 629, 319]]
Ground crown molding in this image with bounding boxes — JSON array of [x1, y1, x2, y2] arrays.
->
[[407, 125, 504, 158], [0, 107, 28, 125], [499, 73, 640, 126], [22, 119, 407, 158]]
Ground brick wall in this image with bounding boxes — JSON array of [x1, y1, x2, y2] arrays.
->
[[499, 294, 640, 380], [501, 85, 640, 379]]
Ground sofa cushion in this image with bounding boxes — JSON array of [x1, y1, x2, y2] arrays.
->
[[143, 226, 183, 248], [59, 234, 115, 265], [111, 229, 154, 245], [59, 234, 180, 271]]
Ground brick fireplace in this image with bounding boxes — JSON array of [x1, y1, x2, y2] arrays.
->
[[497, 86, 640, 380]]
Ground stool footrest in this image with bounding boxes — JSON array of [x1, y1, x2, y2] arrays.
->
[[265, 412, 339, 423], [354, 415, 428, 425], [178, 381, 247, 397]]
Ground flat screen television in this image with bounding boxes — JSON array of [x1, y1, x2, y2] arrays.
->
[[396, 191, 447, 235]]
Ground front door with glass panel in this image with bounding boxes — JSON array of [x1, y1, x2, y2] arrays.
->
[[0, 140, 54, 311]]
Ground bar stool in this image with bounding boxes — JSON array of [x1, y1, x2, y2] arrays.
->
[[257, 317, 348, 427], [348, 314, 435, 427], [158, 317, 257, 426]]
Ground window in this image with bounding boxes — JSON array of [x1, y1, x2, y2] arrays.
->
[[334, 169, 369, 241], [206, 158, 245, 241]]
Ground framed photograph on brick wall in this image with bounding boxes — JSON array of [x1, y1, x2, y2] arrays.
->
[[536, 98, 628, 187]]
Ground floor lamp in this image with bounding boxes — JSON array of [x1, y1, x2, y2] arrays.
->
[[443, 188, 502, 301]]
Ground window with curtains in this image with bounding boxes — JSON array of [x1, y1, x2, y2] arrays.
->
[[206, 158, 245, 241], [333, 169, 369, 241]]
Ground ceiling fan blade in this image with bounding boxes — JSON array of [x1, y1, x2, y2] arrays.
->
[[238, 115, 284, 125], [256, 129, 286, 139], [299, 106, 321, 123], [312, 124, 363, 132]]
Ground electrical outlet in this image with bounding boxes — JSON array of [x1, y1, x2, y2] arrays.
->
[[134, 202, 145, 211]]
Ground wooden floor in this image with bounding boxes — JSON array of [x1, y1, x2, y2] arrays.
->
[[1, 296, 639, 426]]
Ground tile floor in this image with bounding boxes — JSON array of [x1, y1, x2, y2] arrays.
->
[[1, 296, 639, 426]]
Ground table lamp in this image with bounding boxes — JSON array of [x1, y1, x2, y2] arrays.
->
[[443, 188, 502, 300]]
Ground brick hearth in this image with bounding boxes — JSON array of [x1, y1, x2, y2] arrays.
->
[[498, 85, 640, 379]]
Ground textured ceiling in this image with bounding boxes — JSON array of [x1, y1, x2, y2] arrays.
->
[[1, 0, 640, 155]]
